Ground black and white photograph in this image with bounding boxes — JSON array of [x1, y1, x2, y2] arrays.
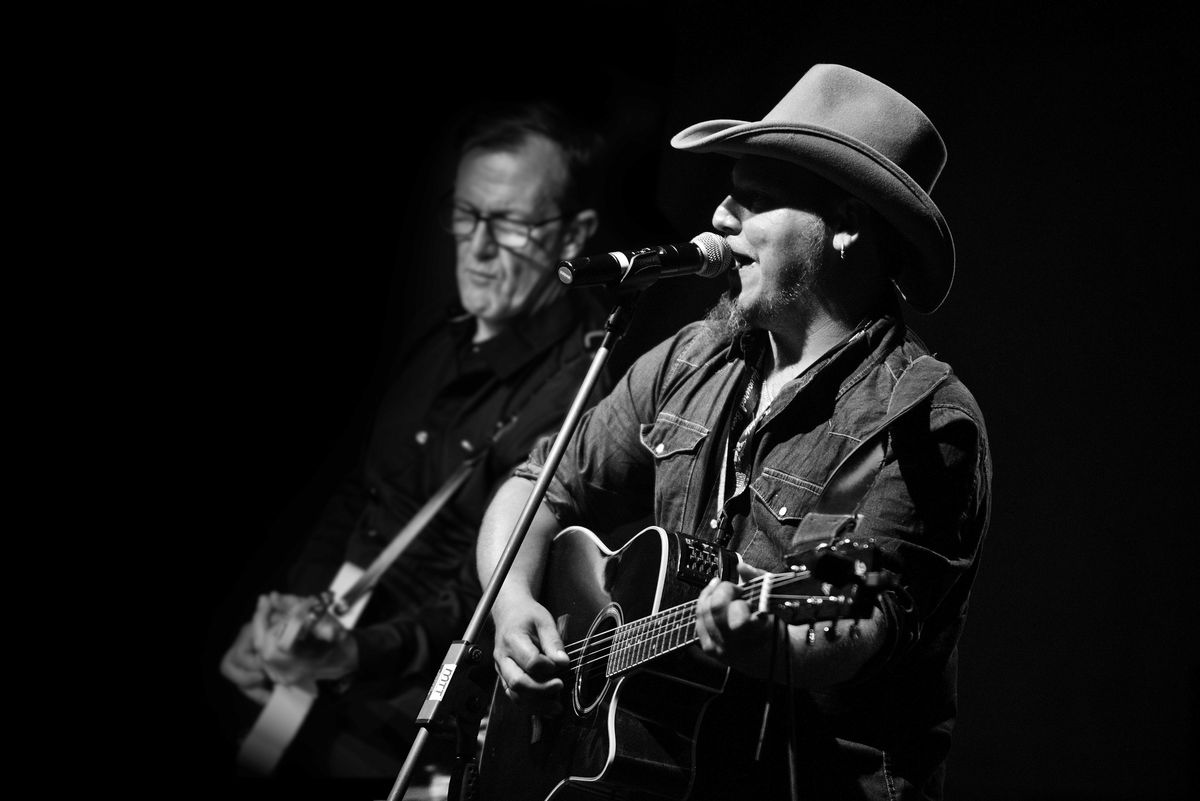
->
[[185, 5, 1196, 800]]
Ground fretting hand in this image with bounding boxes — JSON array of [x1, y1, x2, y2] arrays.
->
[[251, 592, 360, 688], [219, 593, 275, 705], [694, 562, 772, 671]]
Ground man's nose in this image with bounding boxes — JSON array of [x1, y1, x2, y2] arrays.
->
[[468, 219, 500, 256], [712, 196, 742, 235]]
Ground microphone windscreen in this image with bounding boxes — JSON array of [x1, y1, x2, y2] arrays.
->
[[690, 232, 733, 277]]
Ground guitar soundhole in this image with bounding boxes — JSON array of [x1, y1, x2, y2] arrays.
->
[[574, 604, 620, 717]]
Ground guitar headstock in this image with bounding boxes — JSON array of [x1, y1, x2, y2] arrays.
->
[[757, 537, 898, 627]]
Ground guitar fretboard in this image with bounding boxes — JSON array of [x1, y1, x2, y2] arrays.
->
[[600, 547, 884, 678], [604, 577, 781, 676], [607, 601, 701, 675]]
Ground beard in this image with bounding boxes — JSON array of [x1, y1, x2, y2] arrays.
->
[[703, 257, 818, 341], [702, 292, 752, 341]]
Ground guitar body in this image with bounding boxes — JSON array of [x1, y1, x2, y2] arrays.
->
[[479, 526, 735, 801]]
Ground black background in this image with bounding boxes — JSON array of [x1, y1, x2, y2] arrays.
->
[[186, 4, 1197, 799]]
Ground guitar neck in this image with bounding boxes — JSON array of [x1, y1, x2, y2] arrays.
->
[[606, 573, 791, 676], [604, 551, 893, 678], [608, 600, 701, 675]]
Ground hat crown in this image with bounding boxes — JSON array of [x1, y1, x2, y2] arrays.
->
[[668, 63, 956, 313], [762, 64, 947, 193]]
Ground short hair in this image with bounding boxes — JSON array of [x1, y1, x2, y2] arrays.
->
[[452, 98, 606, 216]]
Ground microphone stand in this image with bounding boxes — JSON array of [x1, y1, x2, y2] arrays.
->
[[384, 287, 642, 801]]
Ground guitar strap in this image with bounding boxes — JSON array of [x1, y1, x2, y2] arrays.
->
[[337, 314, 607, 612], [334, 416, 517, 614]]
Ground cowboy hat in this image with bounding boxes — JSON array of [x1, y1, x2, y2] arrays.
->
[[671, 63, 954, 313]]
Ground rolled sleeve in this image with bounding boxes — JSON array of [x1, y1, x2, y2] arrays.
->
[[512, 334, 687, 533]]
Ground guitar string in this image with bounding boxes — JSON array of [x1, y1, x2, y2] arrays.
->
[[565, 588, 847, 682], [560, 570, 810, 663], [568, 599, 854, 673], [571, 597, 704, 680], [566, 594, 842, 680], [559, 571, 780, 660], [564, 592, 834, 677], [557, 571, 838, 675]]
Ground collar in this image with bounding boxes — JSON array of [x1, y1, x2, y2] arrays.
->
[[448, 294, 582, 380], [725, 315, 900, 392], [725, 315, 884, 363]]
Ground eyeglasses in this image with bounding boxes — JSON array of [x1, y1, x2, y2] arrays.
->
[[441, 200, 568, 250]]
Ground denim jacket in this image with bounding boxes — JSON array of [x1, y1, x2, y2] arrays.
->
[[516, 314, 991, 800]]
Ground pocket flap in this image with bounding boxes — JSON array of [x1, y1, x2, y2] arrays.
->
[[639, 413, 708, 459], [751, 466, 823, 524]]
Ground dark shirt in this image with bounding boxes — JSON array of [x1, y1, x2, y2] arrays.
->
[[283, 290, 611, 777], [515, 314, 991, 800]]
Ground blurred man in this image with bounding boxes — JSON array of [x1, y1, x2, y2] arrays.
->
[[218, 98, 613, 788]]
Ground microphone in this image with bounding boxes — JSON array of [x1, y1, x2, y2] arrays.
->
[[557, 232, 733, 290]]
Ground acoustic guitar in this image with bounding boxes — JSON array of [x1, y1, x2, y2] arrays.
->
[[478, 524, 895, 801]]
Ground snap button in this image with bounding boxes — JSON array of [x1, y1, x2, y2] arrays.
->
[[709, 518, 719, 529], [655, 443, 665, 454], [415, 430, 429, 445], [778, 506, 788, 516]]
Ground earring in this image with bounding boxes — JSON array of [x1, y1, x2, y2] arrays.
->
[[837, 242, 846, 261]]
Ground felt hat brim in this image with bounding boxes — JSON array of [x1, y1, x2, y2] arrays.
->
[[672, 119, 955, 314]]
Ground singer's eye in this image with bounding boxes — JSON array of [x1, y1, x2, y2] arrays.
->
[[730, 189, 772, 213]]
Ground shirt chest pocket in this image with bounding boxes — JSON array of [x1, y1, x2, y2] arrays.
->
[[743, 467, 824, 570], [639, 413, 709, 534]]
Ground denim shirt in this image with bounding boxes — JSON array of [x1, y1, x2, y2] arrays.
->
[[515, 314, 991, 800]]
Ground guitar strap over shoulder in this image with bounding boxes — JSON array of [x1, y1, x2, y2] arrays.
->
[[341, 326, 587, 612]]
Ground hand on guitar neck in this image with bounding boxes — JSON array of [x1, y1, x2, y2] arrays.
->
[[694, 554, 888, 687], [250, 591, 359, 692], [222, 564, 374, 776], [689, 561, 776, 675]]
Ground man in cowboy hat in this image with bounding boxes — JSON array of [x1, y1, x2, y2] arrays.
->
[[475, 64, 992, 800]]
